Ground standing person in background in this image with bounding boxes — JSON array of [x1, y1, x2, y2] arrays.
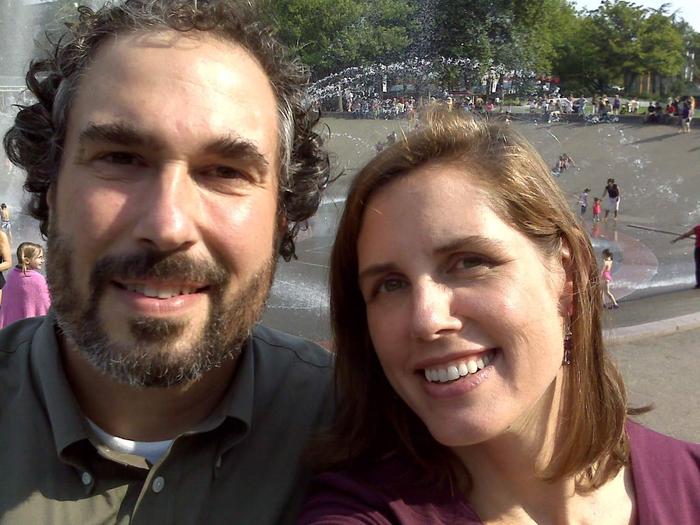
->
[[612, 95, 621, 115], [601, 249, 620, 309], [0, 242, 51, 328], [578, 188, 590, 216], [680, 96, 695, 134], [601, 178, 621, 220], [0, 230, 11, 304], [671, 225, 700, 288], [592, 197, 602, 223], [629, 97, 639, 114], [690, 96, 696, 127], [0, 203, 12, 243]]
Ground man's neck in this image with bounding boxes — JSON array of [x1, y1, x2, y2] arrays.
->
[[61, 338, 238, 442]]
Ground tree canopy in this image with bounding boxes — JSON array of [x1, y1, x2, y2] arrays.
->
[[266, 0, 697, 95], [1, 0, 696, 96]]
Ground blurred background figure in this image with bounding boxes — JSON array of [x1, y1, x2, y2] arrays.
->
[[0, 230, 12, 305], [671, 224, 700, 288], [0, 204, 12, 244], [0, 242, 50, 328]]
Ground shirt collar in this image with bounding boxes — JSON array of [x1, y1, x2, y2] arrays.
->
[[29, 310, 90, 459], [29, 311, 256, 457], [192, 332, 255, 437]]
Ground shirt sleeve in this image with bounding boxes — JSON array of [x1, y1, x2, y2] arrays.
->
[[297, 474, 395, 525]]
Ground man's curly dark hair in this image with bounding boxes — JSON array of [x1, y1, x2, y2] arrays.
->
[[3, 0, 330, 261]]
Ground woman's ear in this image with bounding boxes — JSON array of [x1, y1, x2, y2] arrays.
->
[[560, 239, 574, 317]]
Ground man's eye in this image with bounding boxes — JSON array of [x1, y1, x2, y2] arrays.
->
[[201, 166, 249, 180], [97, 152, 144, 166]]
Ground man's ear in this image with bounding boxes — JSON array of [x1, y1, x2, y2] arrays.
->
[[560, 238, 574, 317], [46, 183, 55, 212]]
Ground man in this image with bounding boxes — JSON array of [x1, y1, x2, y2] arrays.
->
[[601, 178, 621, 221], [0, 1, 332, 523], [671, 225, 700, 289]]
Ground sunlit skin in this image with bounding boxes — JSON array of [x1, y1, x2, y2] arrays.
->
[[358, 162, 570, 448], [29, 251, 44, 271], [357, 162, 635, 523], [50, 31, 281, 439]]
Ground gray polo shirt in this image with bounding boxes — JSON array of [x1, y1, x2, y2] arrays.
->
[[0, 311, 333, 524]]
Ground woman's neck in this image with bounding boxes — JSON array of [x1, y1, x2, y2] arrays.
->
[[452, 377, 634, 524]]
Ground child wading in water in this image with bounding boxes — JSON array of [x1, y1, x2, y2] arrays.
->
[[601, 248, 620, 309], [592, 197, 602, 222], [578, 188, 590, 216], [0, 242, 51, 328]]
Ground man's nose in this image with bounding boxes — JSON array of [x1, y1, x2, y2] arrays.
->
[[410, 279, 463, 341], [132, 163, 198, 252]]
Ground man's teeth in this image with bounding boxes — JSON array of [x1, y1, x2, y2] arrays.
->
[[123, 283, 198, 299], [423, 352, 494, 383]]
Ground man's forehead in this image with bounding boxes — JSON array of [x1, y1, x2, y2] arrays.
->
[[67, 28, 280, 163], [85, 29, 270, 89]]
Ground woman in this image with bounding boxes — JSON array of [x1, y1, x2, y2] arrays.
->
[[300, 110, 700, 524], [681, 96, 695, 134], [601, 248, 620, 309], [0, 242, 50, 328]]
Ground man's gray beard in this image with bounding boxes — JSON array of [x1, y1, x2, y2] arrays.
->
[[46, 229, 276, 388]]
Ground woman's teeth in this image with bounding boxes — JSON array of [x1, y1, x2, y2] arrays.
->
[[423, 351, 495, 383]]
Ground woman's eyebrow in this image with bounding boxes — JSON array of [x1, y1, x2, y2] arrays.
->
[[433, 236, 509, 256], [358, 262, 399, 285]]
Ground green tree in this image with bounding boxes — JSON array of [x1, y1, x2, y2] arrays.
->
[[429, 0, 570, 90], [639, 8, 684, 83], [265, 0, 417, 78], [550, 14, 604, 94], [674, 20, 700, 84], [585, 0, 647, 91]]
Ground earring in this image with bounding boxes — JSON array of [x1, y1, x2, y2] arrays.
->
[[562, 325, 573, 365]]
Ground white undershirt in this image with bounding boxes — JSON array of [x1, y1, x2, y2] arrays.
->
[[86, 418, 174, 465]]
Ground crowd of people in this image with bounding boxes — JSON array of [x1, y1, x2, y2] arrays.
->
[[0, 1, 697, 525], [645, 95, 696, 129], [319, 91, 510, 120], [323, 87, 696, 134]]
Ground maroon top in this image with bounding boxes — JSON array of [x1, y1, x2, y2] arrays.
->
[[299, 422, 700, 524]]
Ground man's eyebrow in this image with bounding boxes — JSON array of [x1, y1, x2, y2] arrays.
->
[[78, 122, 163, 151], [77, 124, 271, 174], [203, 136, 270, 173]]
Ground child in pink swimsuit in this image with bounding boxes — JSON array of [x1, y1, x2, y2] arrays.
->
[[601, 248, 619, 309], [592, 198, 602, 223]]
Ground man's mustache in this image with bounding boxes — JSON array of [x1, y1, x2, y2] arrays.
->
[[86, 250, 230, 293]]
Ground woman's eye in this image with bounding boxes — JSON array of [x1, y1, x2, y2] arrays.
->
[[453, 255, 491, 271], [377, 278, 407, 294]]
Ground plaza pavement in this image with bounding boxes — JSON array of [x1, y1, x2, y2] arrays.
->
[[603, 287, 700, 442]]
